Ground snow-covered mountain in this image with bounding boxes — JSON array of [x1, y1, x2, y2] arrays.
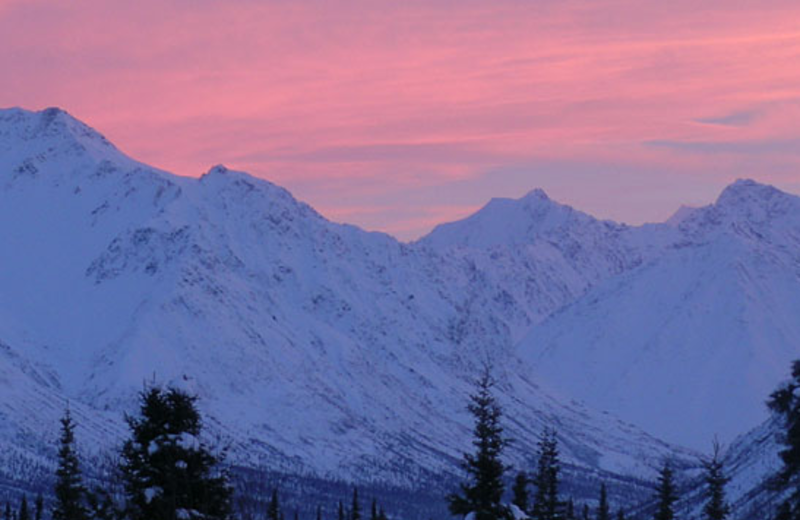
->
[[3, 107, 799, 519], [0, 108, 693, 506], [513, 180, 800, 449]]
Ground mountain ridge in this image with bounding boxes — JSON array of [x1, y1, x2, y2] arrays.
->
[[0, 108, 693, 490], [1, 107, 797, 519]]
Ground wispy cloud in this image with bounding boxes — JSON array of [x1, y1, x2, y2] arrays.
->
[[3, 0, 800, 238], [235, 141, 509, 165], [645, 138, 800, 155], [694, 109, 761, 127]]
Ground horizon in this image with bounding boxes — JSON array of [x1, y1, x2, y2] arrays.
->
[[5, 104, 797, 243], [3, 1, 800, 239]]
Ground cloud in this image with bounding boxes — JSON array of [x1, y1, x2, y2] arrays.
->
[[645, 138, 800, 155], [235, 141, 509, 165], [694, 109, 761, 127], [4, 0, 800, 238]]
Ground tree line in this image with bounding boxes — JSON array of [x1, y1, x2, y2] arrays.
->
[[446, 369, 735, 520], [8, 358, 800, 520], [2, 386, 391, 520]]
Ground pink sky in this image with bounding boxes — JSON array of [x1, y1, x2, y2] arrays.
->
[[2, 0, 800, 239]]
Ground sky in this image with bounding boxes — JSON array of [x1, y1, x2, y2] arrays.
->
[[2, 0, 800, 240]]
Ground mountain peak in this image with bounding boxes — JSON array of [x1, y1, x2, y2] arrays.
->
[[203, 164, 231, 177], [520, 187, 550, 202], [420, 188, 603, 249], [716, 178, 784, 206], [0, 106, 117, 160], [712, 178, 799, 223]]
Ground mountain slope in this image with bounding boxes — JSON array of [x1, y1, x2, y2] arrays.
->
[[0, 107, 691, 504], [516, 180, 800, 449]]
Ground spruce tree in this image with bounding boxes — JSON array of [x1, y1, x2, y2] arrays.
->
[[768, 360, 800, 520], [18, 496, 29, 520], [511, 472, 530, 514], [351, 489, 361, 520], [33, 495, 42, 520], [581, 504, 590, 520], [120, 386, 231, 520], [3, 502, 10, 520], [53, 408, 88, 520], [377, 506, 387, 520], [616, 511, 625, 520], [338, 501, 345, 520], [564, 499, 574, 520], [702, 440, 730, 520], [268, 490, 281, 520], [597, 484, 610, 520], [653, 462, 677, 520], [370, 499, 377, 520], [317, 506, 323, 520], [86, 488, 116, 520], [448, 369, 510, 520], [531, 429, 560, 520]]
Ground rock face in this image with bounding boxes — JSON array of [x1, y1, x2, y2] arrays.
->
[[1, 107, 798, 518]]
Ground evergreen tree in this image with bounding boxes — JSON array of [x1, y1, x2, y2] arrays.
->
[[653, 462, 677, 520], [4, 502, 11, 520], [564, 499, 574, 520], [377, 507, 387, 520], [268, 490, 281, 520], [581, 504, 590, 520], [447, 369, 510, 520], [702, 440, 730, 520], [294, 511, 299, 520], [33, 495, 42, 520], [317, 506, 323, 520], [768, 360, 800, 520], [338, 501, 345, 520], [351, 489, 361, 520], [597, 484, 610, 520], [18, 496, 29, 520], [370, 499, 377, 520], [616, 511, 625, 520], [531, 429, 560, 520], [53, 408, 88, 520], [120, 386, 231, 520], [511, 472, 530, 514], [85, 488, 116, 520]]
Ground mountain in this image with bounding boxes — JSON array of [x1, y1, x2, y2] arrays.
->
[[0, 108, 693, 514], [514, 179, 800, 449], [4, 107, 800, 519]]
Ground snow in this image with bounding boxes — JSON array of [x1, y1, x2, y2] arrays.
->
[[509, 504, 528, 520], [144, 486, 162, 504], [516, 179, 800, 449], [0, 107, 796, 506]]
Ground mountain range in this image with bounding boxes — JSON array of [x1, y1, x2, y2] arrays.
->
[[1, 107, 798, 519]]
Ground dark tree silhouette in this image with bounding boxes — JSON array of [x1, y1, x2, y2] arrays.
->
[[653, 462, 677, 520], [53, 408, 88, 520], [511, 472, 530, 514], [531, 429, 560, 520], [597, 484, 610, 520], [768, 360, 800, 520], [702, 440, 730, 520], [120, 386, 231, 520], [448, 368, 510, 520]]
